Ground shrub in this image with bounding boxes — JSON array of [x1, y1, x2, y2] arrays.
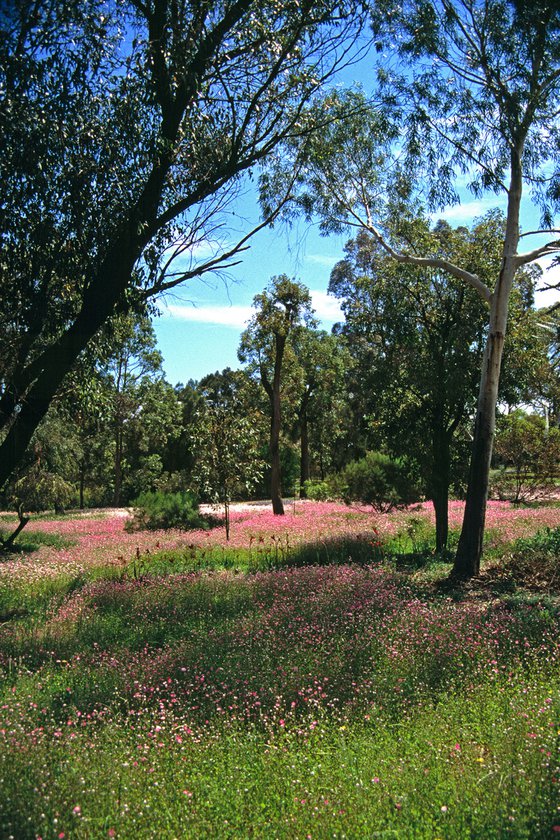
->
[[302, 479, 333, 501], [490, 526, 560, 592], [492, 411, 560, 502], [126, 490, 210, 532], [11, 471, 76, 513], [335, 451, 420, 513]]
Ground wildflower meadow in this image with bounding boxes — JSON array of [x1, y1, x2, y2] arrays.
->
[[0, 500, 559, 839]]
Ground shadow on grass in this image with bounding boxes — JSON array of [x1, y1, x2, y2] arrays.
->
[[123, 531, 452, 583], [0, 527, 75, 557]]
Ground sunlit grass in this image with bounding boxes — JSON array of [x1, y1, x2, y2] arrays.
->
[[0, 503, 559, 838]]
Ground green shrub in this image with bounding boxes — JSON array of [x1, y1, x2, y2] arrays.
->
[[336, 451, 420, 513], [11, 471, 76, 513], [126, 490, 210, 532], [513, 525, 560, 557], [302, 479, 333, 501]]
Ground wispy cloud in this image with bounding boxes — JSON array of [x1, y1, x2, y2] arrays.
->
[[164, 303, 253, 328], [159, 289, 344, 329], [431, 198, 505, 223], [305, 254, 341, 267]]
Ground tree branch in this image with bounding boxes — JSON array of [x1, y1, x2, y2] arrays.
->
[[515, 239, 560, 266], [365, 223, 493, 304]]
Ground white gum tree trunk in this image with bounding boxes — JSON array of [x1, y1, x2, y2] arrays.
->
[[453, 153, 523, 577]]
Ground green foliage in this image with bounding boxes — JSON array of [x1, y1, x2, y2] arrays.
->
[[126, 490, 209, 532], [11, 470, 76, 514], [492, 411, 560, 503], [514, 526, 560, 556], [0, 0, 366, 491], [239, 276, 317, 514], [336, 451, 420, 513], [190, 377, 265, 537], [303, 479, 333, 501]]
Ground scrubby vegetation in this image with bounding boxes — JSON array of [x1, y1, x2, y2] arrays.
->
[[0, 502, 559, 838], [126, 491, 213, 533]]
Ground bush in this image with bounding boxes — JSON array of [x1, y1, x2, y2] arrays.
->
[[126, 490, 210, 532], [11, 471, 76, 514], [336, 451, 419, 513], [492, 411, 560, 502], [489, 526, 560, 592], [302, 479, 333, 501]]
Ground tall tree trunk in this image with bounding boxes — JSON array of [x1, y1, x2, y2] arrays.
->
[[452, 327, 506, 576], [266, 334, 286, 516], [270, 382, 284, 515], [299, 395, 311, 498], [0, 72, 196, 491], [453, 152, 522, 578], [0, 233, 140, 491], [431, 428, 451, 553], [113, 426, 123, 507], [79, 465, 85, 510]]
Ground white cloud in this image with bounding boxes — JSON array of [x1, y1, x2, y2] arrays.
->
[[535, 258, 560, 308], [159, 289, 343, 329], [305, 254, 340, 267], [163, 303, 253, 328], [430, 198, 506, 223], [310, 289, 344, 324]]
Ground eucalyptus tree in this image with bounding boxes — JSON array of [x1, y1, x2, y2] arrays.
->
[[329, 214, 542, 551], [191, 370, 265, 539], [0, 0, 366, 490], [239, 276, 316, 514], [270, 0, 560, 576], [291, 329, 350, 494]]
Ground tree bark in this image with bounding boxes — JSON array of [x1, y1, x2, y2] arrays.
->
[[453, 152, 523, 578], [0, 505, 30, 551], [431, 427, 451, 553], [113, 426, 124, 507], [269, 336, 285, 515], [0, 239, 137, 490], [453, 327, 506, 576], [79, 466, 85, 510], [299, 393, 311, 498]]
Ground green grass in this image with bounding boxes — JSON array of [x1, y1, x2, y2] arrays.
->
[[1, 667, 557, 838], [0, 510, 559, 838], [0, 525, 76, 553]]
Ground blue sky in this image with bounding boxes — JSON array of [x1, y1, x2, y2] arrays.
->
[[153, 213, 350, 385], [153, 185, 560, 386], [150, 34, 560, 387]]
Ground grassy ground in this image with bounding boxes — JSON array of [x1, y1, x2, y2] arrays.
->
[[0, 501, 559, 839]]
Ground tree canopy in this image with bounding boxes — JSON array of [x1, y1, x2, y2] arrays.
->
[[239, 275, 316, 514], [263, 0, 560, 576], [0, 0, 366, 490]]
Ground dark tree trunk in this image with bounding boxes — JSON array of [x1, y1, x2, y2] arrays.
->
[[299, 395, 311, 498], [269, 336, 285, 515], [431, 431, 451, 553], [0, 233, 140, 491], [453, 331, 504, 577], [79, 465, 85, 510], [270, 380, 284, 515], [0, 505, 30, 552], [113, 427, 124, 507]]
